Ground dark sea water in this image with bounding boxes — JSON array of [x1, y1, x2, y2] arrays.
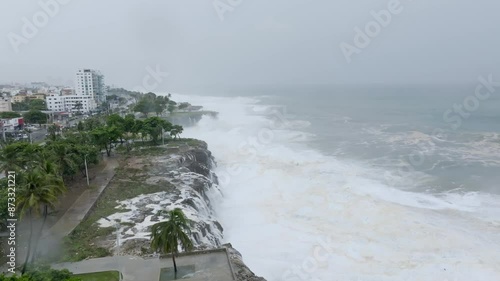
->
[[172, 84, 500, 281], [258, 85, 500, 195]]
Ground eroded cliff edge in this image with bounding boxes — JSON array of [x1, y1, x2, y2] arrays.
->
[[66, 139, 266, 280]]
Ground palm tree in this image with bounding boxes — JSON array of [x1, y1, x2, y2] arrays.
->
[[47, 124, 60, 141], [73, 101, 83, 115], [17, 167, 65, 273], [0, 143, 37, 175], [150, 208, 194, 275], [45, 142, 78, 178]]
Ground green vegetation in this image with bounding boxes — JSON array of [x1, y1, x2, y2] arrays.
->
[[12, 101, 29, 111], [0, 131, 100, 272], [0, 266, 80, 281], [74, 271, 120, 281], [63, 164, 174, 261], [150, 208, 194, 275], [0, 112, 21, 118], [0, 180, 9, 229], [28, 100, 47, 111], [133, 92, 173, 117], [0, 89, 195, 275], [17, 164, 66, 273], [12, 99, 48, 112], [23, 110, 48, 126]]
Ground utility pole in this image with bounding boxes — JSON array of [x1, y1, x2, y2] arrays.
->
[[162, 127, 164, 145], [84, 155, 89, 186]]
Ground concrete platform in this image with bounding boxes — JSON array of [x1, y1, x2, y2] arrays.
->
[[52, 248, 235, 281]]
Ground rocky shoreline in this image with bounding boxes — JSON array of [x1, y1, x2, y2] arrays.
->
[[94, 139, 266, 280]]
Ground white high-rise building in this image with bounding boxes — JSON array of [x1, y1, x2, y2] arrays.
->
[[75, 69, 106, 110], [44, 69, 107, 114]]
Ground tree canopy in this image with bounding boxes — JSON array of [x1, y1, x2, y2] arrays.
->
[[23, 110, 48, 126], [133, 92, 170, 117], [150, 208, 193, 274], [28, 99, 47, 111], [0, 111, 21, 119], [0, 266, 80, 281]]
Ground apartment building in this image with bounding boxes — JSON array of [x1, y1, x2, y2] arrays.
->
[[46, 94, 66, 112], [75, 69, 106, 108], [45, 69, 106, 114]]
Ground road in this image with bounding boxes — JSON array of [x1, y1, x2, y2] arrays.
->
[[30, 127, 47, 143]]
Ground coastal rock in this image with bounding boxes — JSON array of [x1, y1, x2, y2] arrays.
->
[[97, 141, 224, 254], [95, 141, 266, 279], [224, 244, 267, 281]]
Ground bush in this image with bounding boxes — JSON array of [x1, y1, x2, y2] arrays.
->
[[0, 266, 81, 281]]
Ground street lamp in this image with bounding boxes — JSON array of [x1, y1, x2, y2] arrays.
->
[[84, 155, 90, 186]]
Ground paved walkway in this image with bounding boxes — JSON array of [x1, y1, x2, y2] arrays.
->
[[0, 156, 119, 274], [46, 156, 119, 238], [32, 156, 118, 262], [53, 256, 160, 281]]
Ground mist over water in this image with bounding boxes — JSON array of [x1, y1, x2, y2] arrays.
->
[[172, 86, 500, 281]]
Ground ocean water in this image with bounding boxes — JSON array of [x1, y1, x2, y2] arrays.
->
[[170, 85, 500, 281]]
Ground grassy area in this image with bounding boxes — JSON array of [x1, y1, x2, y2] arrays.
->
[[169, 138, 206, 147], [63, 164, 174, 261], [169, 110, 218, 117], [75, 270, 120, 281], [61, 138, 204, 262]]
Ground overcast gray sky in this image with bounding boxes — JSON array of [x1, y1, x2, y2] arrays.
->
[[1, 0, 499, 90]]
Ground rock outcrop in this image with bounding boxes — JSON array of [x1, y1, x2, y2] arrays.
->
[[98, 141, 223, 255], [97, 140, 266, 280], [224, 244, 267, 281]]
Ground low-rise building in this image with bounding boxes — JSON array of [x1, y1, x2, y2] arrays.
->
[[64, 95, 94, 113], [46, 94, 66, 112], [46, 93, 94, 113], [31, 93, 46, 100], [12, 93, 27, 103], [60, 88, 75, 96]]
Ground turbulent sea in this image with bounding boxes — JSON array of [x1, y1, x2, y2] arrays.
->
[[170, 85, 500, 281]]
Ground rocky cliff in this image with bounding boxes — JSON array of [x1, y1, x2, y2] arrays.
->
[[97, 140, 223, 254], [95, 139, 266, 280]]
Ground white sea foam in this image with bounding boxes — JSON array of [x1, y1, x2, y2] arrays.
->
[[171, 93, 500, 281]]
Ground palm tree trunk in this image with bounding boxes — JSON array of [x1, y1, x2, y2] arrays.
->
[[172, 253, 177, 273], [21, 209, 33, 274], [30, 205, 48, 264]]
